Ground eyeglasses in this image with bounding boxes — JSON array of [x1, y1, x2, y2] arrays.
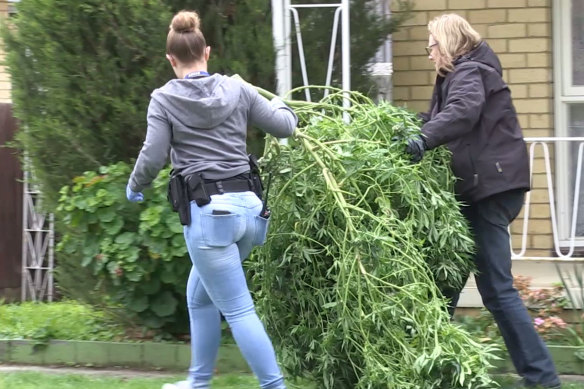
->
[[425, 43, 438, 56]]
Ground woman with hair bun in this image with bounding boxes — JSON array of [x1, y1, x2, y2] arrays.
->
[[126, 10, 295, 389], [404, 13, 561, 388]]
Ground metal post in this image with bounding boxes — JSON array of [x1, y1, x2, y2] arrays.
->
[[341, 0, 350, 122]]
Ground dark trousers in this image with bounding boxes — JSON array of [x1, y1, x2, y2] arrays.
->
[[444, 189, 560, 387]]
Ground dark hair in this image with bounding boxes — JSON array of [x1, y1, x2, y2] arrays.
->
[[166, 10, 206, 64]]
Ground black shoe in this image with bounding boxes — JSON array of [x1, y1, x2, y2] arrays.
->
[[513, 378, 561, 388]]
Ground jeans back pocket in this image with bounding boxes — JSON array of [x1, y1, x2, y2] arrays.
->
[[252, 215, 270, 246], [201, 213, 241, 247]]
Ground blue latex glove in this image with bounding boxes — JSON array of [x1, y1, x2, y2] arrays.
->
[[405, 135, 427, 163], [126, 183, 144, 202]]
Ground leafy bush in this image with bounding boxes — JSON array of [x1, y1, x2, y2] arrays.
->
[[56, 162, 191, 333], [0, 300, 125, 343]]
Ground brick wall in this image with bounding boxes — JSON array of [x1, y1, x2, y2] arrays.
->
[[392, 0, 554, 258], [0, 0, 11, 103]]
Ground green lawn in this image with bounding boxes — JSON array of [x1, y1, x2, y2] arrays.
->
[[1, 371, 583, 388], [0, 372, 257, 389]]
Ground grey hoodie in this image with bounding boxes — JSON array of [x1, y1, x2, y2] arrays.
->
[[129, 74, 297, 192]]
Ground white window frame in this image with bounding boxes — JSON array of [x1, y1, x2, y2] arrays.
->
[[553, 0, 584, 247]]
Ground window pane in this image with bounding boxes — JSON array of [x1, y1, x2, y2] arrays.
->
[[568, 104, 584, 237], [572, 1, 584, 86]]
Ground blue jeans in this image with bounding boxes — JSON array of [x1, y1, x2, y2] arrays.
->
[[445, 190, 560, 387], [183, 191, 285, 389]]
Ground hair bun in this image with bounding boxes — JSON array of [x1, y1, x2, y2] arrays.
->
[[170, 11, 200, 33]]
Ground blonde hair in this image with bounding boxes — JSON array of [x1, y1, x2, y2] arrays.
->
[[166, 10, 206, 64], [428, 14, 481, 76]]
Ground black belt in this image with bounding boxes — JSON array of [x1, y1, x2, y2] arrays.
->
[[186, 175, 255, 202]]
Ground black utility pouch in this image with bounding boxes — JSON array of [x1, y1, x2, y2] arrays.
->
[[187, 174, 211, 207], [168, 172, 191, 226]]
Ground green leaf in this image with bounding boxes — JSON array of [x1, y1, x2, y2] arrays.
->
[[115, 232, 136, 246], [128, 295, 149, 313], [150, 291, 178, 317]]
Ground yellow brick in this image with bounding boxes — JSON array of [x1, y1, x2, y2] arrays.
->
[[529, 113, 552, 128], [502, 69, 510, 82], [508, 38, 551, 53], [401, 11, 428, 27], [528, 0, 551, 6], [413, 0, 447, 10], [471, 24, 488, 38], [0, 72, 9, 82], [428, 10, 467, 20], [410, 86, 433, 100], [468, 9, 506, 24], [488, 24, 527, 39], [526, 219, 553, 235], [508, 8, 550, 23], [528, 203, 552, 218], [510, 220, 527, 234], [392, 28, 409, 41], [410, 55, 434, 70], [393, 41, 428, 56], [523, 129, 553, 137], [488, 0, 527, 7], [392, 71, 430, 86], [392, 56, 410, 71], [514, 98, 551, 113], [397, 101, 429, 113], [408, 25, 430, 41], [393, 86, 410, 101], [528, 83, 552, 98], [508, 68, 551, 83], [517, 114, 529, 129], [529, 188, 553, 203], [530, 160, 550, 175], [509, 84, 528, 98], [531, 173, 551, 189], [448, 0, 486, 9], [511, 234, 525, 249], [499, 53, 528, 68], [486, 39, 508, 53], [527, 53, 551, 68], [530, 234, 554, 250], [528, 23, 550, 37]]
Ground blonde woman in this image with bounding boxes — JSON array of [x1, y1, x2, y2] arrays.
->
[[406, 14, 561, 388], [127, 10, 295, 389]]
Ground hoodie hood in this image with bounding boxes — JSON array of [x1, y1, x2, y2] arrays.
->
[[454, 41, 503, 76], [151, 74, 241, 129]]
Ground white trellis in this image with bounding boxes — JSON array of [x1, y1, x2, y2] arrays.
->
[[21, 157, 54, 302]]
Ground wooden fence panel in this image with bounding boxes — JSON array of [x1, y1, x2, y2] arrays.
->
[[0, 103, 22, 292]]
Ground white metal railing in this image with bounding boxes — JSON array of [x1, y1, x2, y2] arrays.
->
[[512, 137, 584, 261]]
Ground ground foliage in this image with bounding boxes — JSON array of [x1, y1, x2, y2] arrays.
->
[[249, 88, 499, 388]]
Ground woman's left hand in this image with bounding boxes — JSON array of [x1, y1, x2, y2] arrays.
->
[[126, 183, 144, 202]]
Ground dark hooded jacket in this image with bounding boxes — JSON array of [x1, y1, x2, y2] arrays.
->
[[420, 41, 530, 202]]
